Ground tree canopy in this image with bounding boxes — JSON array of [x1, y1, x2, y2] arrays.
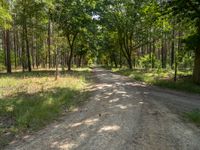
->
[[0, 0, 200, 83]]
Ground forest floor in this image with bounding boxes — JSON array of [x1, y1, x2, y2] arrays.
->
[[4, 68, 200, 150]]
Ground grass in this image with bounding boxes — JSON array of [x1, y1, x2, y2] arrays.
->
[[111, 68, 200, 94], [0, 68, 91, 147], [185, 109, 200, 126]]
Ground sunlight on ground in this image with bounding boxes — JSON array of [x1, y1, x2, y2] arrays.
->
[[59, 142, 77, 149], [71, 118, 99, 128], [98, 125, 120, 133], [109, 98, 120, 103]]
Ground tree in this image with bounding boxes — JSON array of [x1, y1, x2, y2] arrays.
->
[[52, 0, 92, 71], [0, 0, 12, 73], [168, 0, 200, 84]]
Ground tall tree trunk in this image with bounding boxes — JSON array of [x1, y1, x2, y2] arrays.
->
[[66, 33, 78, 71], [47, 18, 51, 68], [193, 24, 200, 84], [171, 29, 175, 69], [152, 39, 156, 68], [127, 54, 132, 69], [24, 22, 31, 72], [3, 31, 7, 67], [21, 28, 26, 72], [31, 34, 35, 68], [55, 47, 58, 80], [174, 31, 181, 82], [119, 49, 122, 68], [193, 49, 200, 84], [5, 30, 11, 73], [13, 29, 17, 69], [161, 34, 167, 68], [16, 30, 20, 67], [67, 48, 73, 71]]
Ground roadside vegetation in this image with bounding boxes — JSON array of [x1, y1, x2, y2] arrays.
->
[[185, 109, 200, 127], [111, 68, 200, 94], [0, 68, 91, 147]]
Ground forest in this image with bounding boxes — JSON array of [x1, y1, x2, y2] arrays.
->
[[0, 0, 200, 149], [0, 0, 200, 83]]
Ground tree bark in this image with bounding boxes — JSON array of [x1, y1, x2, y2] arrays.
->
[[13, 29, 17, 69], [5, 30, 11, 73], [3, 31, 7, 68], [161, 34, 167, 68], [66, 33, 78, 71], [24, 21, 32, 72], [152, 39, 156, 68], [47, 18, 51, 68], [193, 47, 200, 84], [55, 47, 58, 80], [171, 29, 175, 69]]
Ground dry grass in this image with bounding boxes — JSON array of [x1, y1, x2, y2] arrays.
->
[[0, 68, 91, 148]]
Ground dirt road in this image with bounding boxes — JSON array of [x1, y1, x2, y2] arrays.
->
[[5, 68, 200, 150]]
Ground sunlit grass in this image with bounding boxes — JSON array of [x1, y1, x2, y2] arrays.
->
[[0, 68, 91, 147]]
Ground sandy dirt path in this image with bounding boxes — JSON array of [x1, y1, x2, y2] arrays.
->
[[5, 68, 200, 150]]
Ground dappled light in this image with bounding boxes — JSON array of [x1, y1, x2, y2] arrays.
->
[[98, 125, 120, 133], [1, 0, 200, 148], [109, 98, 119, 103], [3, 68, 200, 150], [112, 104, 128, 110]]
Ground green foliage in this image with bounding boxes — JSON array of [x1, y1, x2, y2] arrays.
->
[[52, 0, 92, 35], [0, 0, 12, 29], [185, 109, 200, 126], [139, 55, 151, 68], [0, 49, 5, 71]]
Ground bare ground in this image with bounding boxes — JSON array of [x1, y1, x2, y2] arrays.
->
[[4, 68, 200, 150]]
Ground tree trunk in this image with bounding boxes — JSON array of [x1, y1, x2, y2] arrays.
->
[[171, 28, 175, 69], [16, 30, 20, 67], [113, 56, 118, 68], [152, 39, 155, 68], [47, 18, 51, 68], [174, 31, 181, 82], [193, 49, 200, 84], [127, 54, 132, 69], [13, 29, 17, 69], [3, 31, 7, 67], [31, 34, 35, 69], [5, 30, 11, 73], [66, 33, 78, 71], [67, 48, 73, 71], [21, 28, 26, 72], [55, 48, 58, 80], [119, 49, 122, 68], [161, 36, 167, 69], [24, 21, 31, 72]]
